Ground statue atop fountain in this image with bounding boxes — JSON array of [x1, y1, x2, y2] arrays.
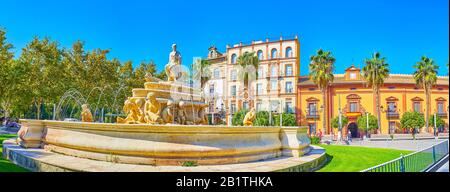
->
[[165, 44, 182, 82], [116, 43, 208, 125]]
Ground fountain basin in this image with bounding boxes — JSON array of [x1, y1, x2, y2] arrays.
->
[[17, 119, 311, 166]]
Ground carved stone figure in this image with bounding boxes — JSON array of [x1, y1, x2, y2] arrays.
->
[[117, 99, 145, 124], [161, 100, 175, 124], [81, 104, 93, 122], [144, 92, 163, 124], [243, 108, 256, 126], [176, 107, 187, 125], [81, 104, 94, 122], [164, 44, 182, 82]]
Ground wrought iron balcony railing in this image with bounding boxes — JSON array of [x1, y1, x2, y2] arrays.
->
[[306, 114, 320, 119], [437, 112, 448, 118], [386, 112, 400, 119]]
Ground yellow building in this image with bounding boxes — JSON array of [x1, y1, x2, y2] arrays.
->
[[297, 65, 449, 137]]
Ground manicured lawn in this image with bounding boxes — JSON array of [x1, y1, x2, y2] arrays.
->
[[316, 144, 412, 172], [0, 134, 29, 172]]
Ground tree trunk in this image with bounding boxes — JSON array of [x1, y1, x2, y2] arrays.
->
[[322, 88, 327, 134], [375, 88, 382, 134], [36, 98, 42, 120], [424, 88, 430, 133]]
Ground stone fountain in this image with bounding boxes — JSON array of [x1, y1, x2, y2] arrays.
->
[[3, 44, 318, 171]]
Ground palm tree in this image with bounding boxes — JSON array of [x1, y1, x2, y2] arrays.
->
[[362, 52, 390, 134], [237, 52, 259, 96], [413, 56, 438, 133], [309, 49, 335, 134]]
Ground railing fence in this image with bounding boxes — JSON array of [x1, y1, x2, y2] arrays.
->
[[361, 140, 449, 172]]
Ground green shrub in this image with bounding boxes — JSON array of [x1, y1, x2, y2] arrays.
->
[[254, 111, 272, 126], [232, 109, 248, 126], [310, 136, 321, 144], [273, 113, 297, 126]]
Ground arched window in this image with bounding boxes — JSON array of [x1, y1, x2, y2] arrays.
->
[[213, 68, 220, 79], [257, 50, 264, 60], [285, 47, 292, 58], [271, 48, 278, 59], [231, 54, 237, 64]]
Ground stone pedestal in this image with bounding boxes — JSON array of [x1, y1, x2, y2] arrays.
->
[[280, 127, 311, 157], [16, 120, 45, 148]]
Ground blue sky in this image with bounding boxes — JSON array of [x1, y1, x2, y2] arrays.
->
[[1, 0, 449, 75]]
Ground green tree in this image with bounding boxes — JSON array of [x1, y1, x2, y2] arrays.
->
[[254, 111, 272, 126], [331, 116, 349, 129], [356, 113, 378, 132], [430, 114, 445, 130], [237, 52, 259, 93], [232, 109, 248, 126], [309, 49, 335, 133], [400, 112, 425, 135], [413, 56, 438, 132], [0, 28, 15, 121], [273, 113, 297, 126], [362, 52, 390, 133], [19, 37, 64, 119]]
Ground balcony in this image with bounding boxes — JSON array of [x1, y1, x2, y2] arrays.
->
[[437, 112, 448, 118], [386, 112, 400, 119], [306, 113, 320, 120]]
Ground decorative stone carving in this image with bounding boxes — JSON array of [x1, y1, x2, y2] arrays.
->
[[117, 99, 146, 124], [243, 108, 256, 126], [161, 100, 175, 124], [143, 92, 163, 124], [81, 104, 93, 122]]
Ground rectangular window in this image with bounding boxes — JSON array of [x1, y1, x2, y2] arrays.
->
[[285, 65, 293, 76], [349, 72, 357, 79], [230, 70, 237, 81], [285, 102, 293, 113], [231, 85, 237, 96], [285, 82, 293, 93], [438, 102, 444, 113], [214, 69, 220, 79], [349, 102, 358, 112], [231, 104, 236, 114], [271, 80, 277, 92], [256, 83, 263, 95], [243, 102, 249, 110], [387, 102, 396, 114], [414, 102, 421, 112], [308, 103, 317, 115]]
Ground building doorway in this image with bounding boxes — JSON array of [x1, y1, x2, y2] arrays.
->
[[348, 122, 358, 138]]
